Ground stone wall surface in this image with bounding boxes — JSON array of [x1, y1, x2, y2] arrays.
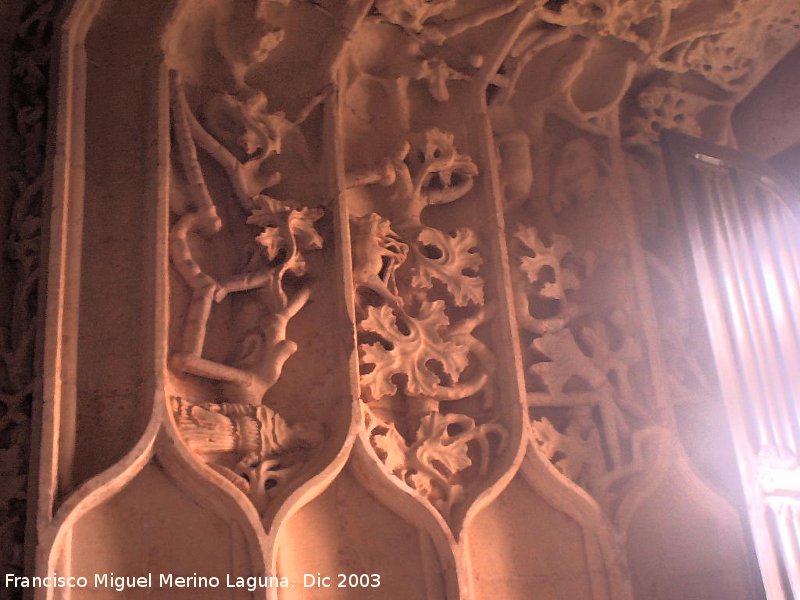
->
[[1, 1, 799, 599]]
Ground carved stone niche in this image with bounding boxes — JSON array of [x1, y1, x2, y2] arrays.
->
[[27, 0, 783, 599], [35, 1, 359, 597]]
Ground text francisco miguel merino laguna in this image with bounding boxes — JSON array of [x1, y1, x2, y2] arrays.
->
[[5, 572, 373, 592]]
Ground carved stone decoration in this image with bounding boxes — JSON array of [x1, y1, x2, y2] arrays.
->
[[512, 226, 584, 335], [488, 0, 800, 146], [171, 398, 322, 511], [338, 8, 547, 592], [167, 77, 326, 516], [165, 0, 336, 523], [653, 3, 800, 94], [510, 224, 654, 514], [1, 0, 60, 589], [374, 0, 456, 35], [349, 134, 505, 524], [549, 138, 607, 215], [625, 84, 719, 147], [483, 0, 780, 590], [495, 129, 534, 210], [15, 0, 799, 598]]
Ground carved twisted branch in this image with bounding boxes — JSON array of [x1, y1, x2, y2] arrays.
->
[[169, 72, 321, 407], [167, 59, 327, 518]]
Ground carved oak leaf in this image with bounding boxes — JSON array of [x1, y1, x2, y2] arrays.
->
[[359, 301, 470, 400], [254, 229, 284, 262], [412, 227, 484, 306], [413, 412, 473, 477], [406, 412, 492, 517], [287, 206, 324, 251], [579, 321, 644, 418], [372, 423, 409, 474], [532, 416, 591, 482], [249, 195, 290, 260], [248, 195, 324, 262], [516, 226, 580, 300], [530, 328, 607, 400], [406, 128, 478, 207], [531, 414, 611, 506]]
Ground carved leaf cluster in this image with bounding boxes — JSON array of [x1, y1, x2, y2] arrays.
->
[[204, 92, 290, 161], [372, 412, 503, 518], [516, 226, 580, 301], [248, 194, 324, 270], [532, 417, 592, 482], [406, 128, 479, 207], [581, 319, 644, 418], [530, 328, 608, 400], [360, 301, 470, 400], [528, 313, 647, 505], [530, 414, 612, 507], [512, 220, 648, 510], [412, 227, 484, 306], [628, 85, 707, 146], [531, 319, 644, 412]]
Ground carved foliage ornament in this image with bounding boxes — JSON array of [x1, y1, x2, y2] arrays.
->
[[349, 130, 505, 524], [490, 0, 800, 144], [513, 226, 653, 515], [167, 5, 327, 518]]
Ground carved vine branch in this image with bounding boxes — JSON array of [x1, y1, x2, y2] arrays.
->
[[167, 9, 327, 516]]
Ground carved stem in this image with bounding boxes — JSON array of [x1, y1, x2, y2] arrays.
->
[[170, 71, 222, 217], [172, 73, 254, 209]]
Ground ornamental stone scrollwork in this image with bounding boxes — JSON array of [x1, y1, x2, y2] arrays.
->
[[486, 0, 800, 145], [653, 3, 800, 94], [339, 0, 533, 544], [484, 0, 800, 536], [625, 84, 713, 147]]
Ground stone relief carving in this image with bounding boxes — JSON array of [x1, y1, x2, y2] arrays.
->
[[482, 0, 799, 535], [1, 0, 60, 588], [167, 2, 330, 518], [12, 0, 800, 597], [511, 223, 658, 514], [338, 0, 535, 543], [626, 84, 711, 147], [653, 4, 800, 93], [349, 131, 505, 524], [488, 0, 799, 145]]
